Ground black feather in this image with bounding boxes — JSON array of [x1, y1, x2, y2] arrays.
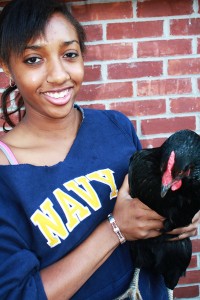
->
[[129, 129, 200, 290]]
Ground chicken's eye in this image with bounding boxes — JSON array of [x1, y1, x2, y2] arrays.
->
[[177, 169, 190, 178], [178, 170, 184, 176]]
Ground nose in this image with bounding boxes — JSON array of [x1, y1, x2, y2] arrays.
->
[[46, 58, 70, 84]]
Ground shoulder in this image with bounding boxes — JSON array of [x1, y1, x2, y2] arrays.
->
[[0, 149, 10, 165], [103, 109, 131, 124], [84, 108, 132, 127], [0, 132, 18, 165], [83, 108, 141, 149], [0, 134, 11, 165]]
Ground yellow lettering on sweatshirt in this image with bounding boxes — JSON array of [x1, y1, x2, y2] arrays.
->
[[86, 169, 118, 199], [64, 176, 101, 211], [30, 198, 68, 248], [54, 189, 91, 232], [30, 169, 118, 247]]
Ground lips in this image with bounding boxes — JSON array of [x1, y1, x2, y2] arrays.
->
[[43, 88, 72, 105]]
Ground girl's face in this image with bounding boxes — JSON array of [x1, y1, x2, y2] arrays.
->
[[3, 13, 84, 121]]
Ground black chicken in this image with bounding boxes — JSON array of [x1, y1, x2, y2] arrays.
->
[[116, 129, 200, 300]]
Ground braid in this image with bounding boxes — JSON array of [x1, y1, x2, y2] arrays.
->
[[1, 86, 25, 132]]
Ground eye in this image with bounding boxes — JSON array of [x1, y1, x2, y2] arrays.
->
[[24, 57, 42, 64], [64, 52, 79, 59]]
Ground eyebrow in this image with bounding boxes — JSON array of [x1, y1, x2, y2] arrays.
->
[[25, 40, 80, 50]]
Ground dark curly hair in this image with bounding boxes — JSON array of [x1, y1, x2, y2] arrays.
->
[[0, 0, 86, 131]]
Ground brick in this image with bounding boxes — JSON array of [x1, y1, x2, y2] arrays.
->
[[141, 138, 166, 149], [138, 39, 192, 58], [171, 19, 200, 36], [108, 61, 163, 80], [85, 43, 133, 62], [141, 117, 195, 135], [192, 239, 200, 253], [84, 25, 103, 42], [137, 79, 192, 97], [72, 2, 133, 22], [107, 21, 163, 40], [178, 269, 200, 285], [188, 255, 197, 269], [174, 285, 199, 298], [137, 0, 193, 17], [0, 72, 9, 88], [84, 65, 101, 82], [76, 82, 133, 101], [168, 58, 200, 75], [170, 97, 200, 113], [197, 38, 200, 54], [109, 99, 166, 117]]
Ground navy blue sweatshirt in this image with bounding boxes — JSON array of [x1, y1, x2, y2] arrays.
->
[[0, 108, 168, 299]]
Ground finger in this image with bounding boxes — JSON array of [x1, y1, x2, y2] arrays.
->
[[168, 228, 198, 241], [167, 232, 188, 241], [168, 222, 197, 235], [168, 228, 185, 235]]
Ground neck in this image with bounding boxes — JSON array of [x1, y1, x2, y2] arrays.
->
[[21, 106, 81, 136], [11, 107, 83, 149]]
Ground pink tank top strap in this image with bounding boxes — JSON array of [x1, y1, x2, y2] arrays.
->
[[0, 141, 19, 165]]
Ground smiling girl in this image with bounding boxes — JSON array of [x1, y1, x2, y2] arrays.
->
[[0, 1, 198, 300]]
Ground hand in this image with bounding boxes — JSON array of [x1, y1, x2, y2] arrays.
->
[[167, 210, 200, 241], [113, 175, 165, 241]]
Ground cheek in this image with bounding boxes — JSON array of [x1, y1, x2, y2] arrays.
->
[[14, 72, 43, 92], [30, 75, 40, 84]]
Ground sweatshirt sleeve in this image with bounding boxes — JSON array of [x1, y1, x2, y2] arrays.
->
[[0, 213, 47, 300], [104, 110, 142, 151]]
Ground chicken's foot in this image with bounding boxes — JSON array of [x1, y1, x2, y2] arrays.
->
[[114, 268, 143, 300], [167, 288, 173, 300]]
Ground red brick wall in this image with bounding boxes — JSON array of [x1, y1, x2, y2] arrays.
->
[[0, 0, 200, 298]]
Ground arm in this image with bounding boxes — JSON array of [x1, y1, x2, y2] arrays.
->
[[41, 175, 164, 300], [0, 176, 164, 300], [41, 218, 119, 300]]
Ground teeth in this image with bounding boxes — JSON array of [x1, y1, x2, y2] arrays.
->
[[45, 90, 68, 99]]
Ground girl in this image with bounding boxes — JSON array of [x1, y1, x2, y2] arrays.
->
[[0, 1, 198, 299]]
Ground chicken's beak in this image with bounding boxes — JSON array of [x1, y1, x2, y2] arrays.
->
[[161, 184, 170, 198], [161, 178, 182, 198]]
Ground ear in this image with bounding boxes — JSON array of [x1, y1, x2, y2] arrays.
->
[[0, 60, 12, 78]]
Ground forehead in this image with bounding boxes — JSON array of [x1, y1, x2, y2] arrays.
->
[[29, 12, 79, 46]]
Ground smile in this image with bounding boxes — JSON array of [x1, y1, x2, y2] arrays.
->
[[43, 88, 73, 106], [44, 89, 69, 99]]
